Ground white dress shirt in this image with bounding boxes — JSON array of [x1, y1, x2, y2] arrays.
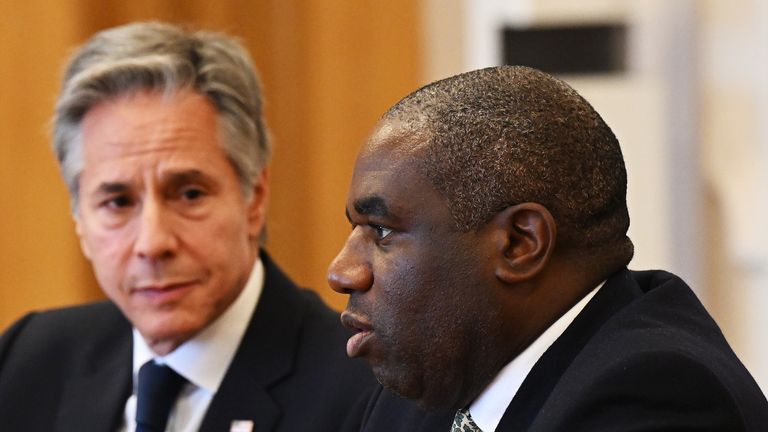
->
[[120, 258, 265, 432], [469, 282, 604, 432]]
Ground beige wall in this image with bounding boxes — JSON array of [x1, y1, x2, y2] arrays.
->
[[0, 1, 100, 330], [0, 1, 421, 330]]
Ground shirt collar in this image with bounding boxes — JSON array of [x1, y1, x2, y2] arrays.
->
[[132, 258, 265, 393], [469, 281, 604, 432]]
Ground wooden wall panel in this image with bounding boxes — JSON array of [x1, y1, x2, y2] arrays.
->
[[267, 2, 421, 309], [0, 1, 421, 329], [0, 0, 102, 330]]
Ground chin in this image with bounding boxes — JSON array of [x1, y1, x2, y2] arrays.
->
[[135, 315, 201, 346], [380, 369, 470, 411], [417, 391, 464, 411], [390, 385, 460, 411], [374, 364, 419, 397], [373, 366, 448, 410]]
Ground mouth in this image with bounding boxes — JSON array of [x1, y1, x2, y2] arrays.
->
[[131, 280, 196, 302], [340, 311, 374, 358]]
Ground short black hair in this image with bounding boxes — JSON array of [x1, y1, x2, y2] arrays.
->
[[384, 65, 633, 261]]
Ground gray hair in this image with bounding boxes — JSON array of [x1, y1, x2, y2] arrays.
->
[[53, 21, 270, 208], [385, 66, 633, 262]]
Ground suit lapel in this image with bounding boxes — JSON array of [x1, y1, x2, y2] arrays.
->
[[54, 318, 132, 432], [199, 253, 306, 432], [496, 268, 641, 431]]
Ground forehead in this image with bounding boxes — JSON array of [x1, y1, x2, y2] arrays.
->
[[78, 89, 233, 183], [353, 120, 418, 184], [349, 120, 446, 218], [81, 88, 218, 148]]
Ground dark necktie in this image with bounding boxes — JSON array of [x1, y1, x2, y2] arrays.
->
[[136, 361, 187, 432], [452, 408, 483, 432]]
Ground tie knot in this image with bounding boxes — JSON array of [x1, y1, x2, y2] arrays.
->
[[452, 408, 483, 432], [136, 361, 187, 432]]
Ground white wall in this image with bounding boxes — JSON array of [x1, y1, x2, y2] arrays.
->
[[421, 0, 768, 391], [698, 0, 768, 391]]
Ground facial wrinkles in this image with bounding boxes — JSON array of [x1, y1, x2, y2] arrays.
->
[[370, 183, 508, 407], [96, 123, 209, 157], [92, 190, 176, 290], [83, 131, 217, 196], [375, 250, 470, 407], [82, 89, 218, 158], [357, 204, 456, 403], [73, 89, 261, 355], [84, 165, 221, 291], [342, 123, 494, 407], [409, 240, 479, 401]]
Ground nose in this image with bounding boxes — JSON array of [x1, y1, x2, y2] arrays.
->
[[133, 196, 177, 260], [327, 233, 373, 295]]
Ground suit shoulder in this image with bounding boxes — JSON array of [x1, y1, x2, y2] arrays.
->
[[0, 301, 128, 367], [290, 286, 365, 371], [4, 301, 126, 338], [539, 350, 768, 431], [261, 254, 350, 347], [547, 311, 768, 429], [296, 287, 346, 332], [533, 270, 768, 430], [254, 255, 378, 431], [598, 269, 742, 372]]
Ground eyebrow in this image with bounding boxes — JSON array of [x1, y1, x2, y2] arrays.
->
[[164, 169, 213, 189], [352, 196, 390, 218], [94, 182, 129, 196], [90, 169, 214, 197]]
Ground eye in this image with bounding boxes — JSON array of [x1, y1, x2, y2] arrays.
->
[[371, 224, 393, 240], [102, 195, 133, 209], [180, 186, 206, 201]]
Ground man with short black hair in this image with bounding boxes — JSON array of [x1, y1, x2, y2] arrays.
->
[[0, 21, 372, 432], [329, 65, 768, 431]]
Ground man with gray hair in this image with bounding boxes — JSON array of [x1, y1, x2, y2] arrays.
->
[[0, 22, 372, 431], [329, 66, 768, 431]]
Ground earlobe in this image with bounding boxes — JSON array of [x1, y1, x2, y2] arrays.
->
[[247, 167, 270, 237], [491, 203, 556, 284]]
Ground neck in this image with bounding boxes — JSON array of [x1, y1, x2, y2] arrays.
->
[[146, 337, 184, 357]]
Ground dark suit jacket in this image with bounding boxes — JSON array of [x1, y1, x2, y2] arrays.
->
[[0, 252, 374, 432], [353, 269, 768, 431]]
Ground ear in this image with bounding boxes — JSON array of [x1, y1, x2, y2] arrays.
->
[[490, 202, 556, 284], [247, 167, 270, 238], [73, 213, 92, 260]]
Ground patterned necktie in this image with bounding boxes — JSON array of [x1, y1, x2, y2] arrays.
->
[[136, 361, 187, 432], [452, 408, 483, 432]]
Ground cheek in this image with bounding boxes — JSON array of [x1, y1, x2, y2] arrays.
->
[[376, 258, 445, 335], [182, 212, 254, 278], [81, 226, 131, 275], [203, 212, 251, 251], [387, 250, 480, 332]]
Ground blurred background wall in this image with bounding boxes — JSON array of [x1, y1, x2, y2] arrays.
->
[[0, 0, 420, 323], [1, 0, 766, 390]]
